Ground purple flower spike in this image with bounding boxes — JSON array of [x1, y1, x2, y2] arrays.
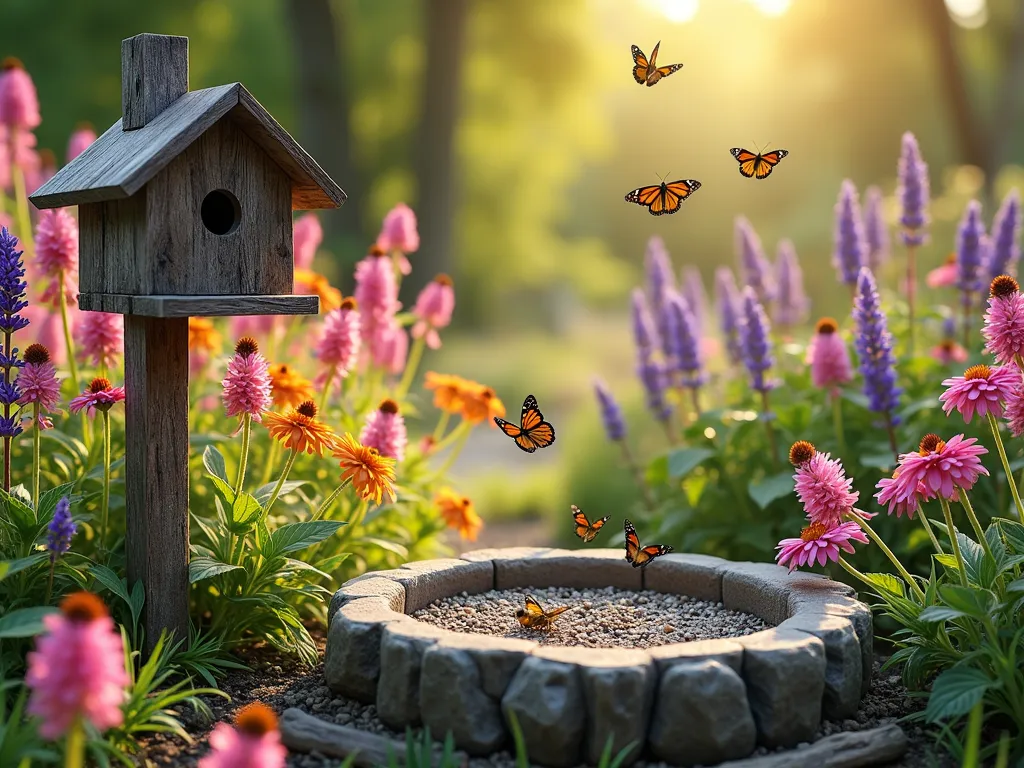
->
[[680, 266, 708, 335], [833, 180, 868, 286], [715, 267, 743, 365], [46, 496, 76, 562], [852, 267, 902, 421], [863, 185, 890, 268], [987, 189, 1021, 282], [592, 378, 626, 442], [665, 291, 706, 389], [645, 236, 676, 358], [739, 287, 775, 393], [0, 228, 28, 337], [942, 315, 957, 340], [774, 239, 809, 328], [735, 217, 775, 302], [631, 288, 658, 354], [897, 132, 930, 246], [956, 200, 986, 299], [637, 354, 672, 423]]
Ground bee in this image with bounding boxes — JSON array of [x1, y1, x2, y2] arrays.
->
[[514, 595, 572, 631]]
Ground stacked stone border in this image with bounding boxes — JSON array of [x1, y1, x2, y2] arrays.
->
[[324, 548, 873, 768]]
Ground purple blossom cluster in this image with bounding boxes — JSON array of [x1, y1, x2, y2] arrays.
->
[[897, 132, 930, 246], [715, 267, 743, 365], [735, 217, 775, 303], [739, 287, 775, 393], [833, 180, 867, 286], [774, 240, 809, 328], [987, 189, 1021, 282], [852, 267, 901, 421], [956, 200, 986, 301], [0, 228, 27, 439]]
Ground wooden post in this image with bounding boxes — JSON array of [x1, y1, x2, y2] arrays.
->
[[121, 34, 188, 131]]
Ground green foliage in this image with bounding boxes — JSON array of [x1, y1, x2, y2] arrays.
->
[[384, 727, 457, 768]]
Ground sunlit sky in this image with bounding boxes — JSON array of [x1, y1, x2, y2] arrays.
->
[[642, 0, 987, 28]]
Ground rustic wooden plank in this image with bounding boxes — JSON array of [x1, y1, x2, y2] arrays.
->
[[78, 293, 319, 317], [122, 34, 189, 131], [124, 316, 190, 653], [279, 709, 414, 767], [77, 204, 104, 295]]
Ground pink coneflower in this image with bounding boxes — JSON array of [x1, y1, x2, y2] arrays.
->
[[69, 377, 126, 418], [316, 297, 361, 376], [1006, 381, 1024, 437], [375, 202, 418, 274], [222, 337, 272, 423], [198, 703, 286, 768], [793, 449, 860, 527], [776, 521, 869, 572], [76, 311, 124, 370], [940, 364, 1019, 423], [875, 470, 929, 519], [293, 213, 322, 271], [806, 318, 852, 394], [34, 208, 79, 307], [25, 592, 128, 739], [926, 253, 958, 288], [931, 339, 969, 366], [370, 321, 408, 374], [0, 58, 41, 130], [18, 343, 61, 429], [66, 123, 96, 163], [412, 274, 455, 349], [360, 399, 407, 461], [354, 247, 400, 338], [892, 433, 989, 501], [982, 275, 1024, 365]]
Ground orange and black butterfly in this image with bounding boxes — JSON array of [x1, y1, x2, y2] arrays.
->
[[631, 41, 684, 87], [623, 519, 673, 568], [572, 504, 609, 543], [494, 394, 556, 453], [730, 147, 789, 180], [625, 178, 701, 216], [515, 595, 571, 631]]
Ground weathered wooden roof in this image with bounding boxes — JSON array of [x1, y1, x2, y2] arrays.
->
[[30, 83, 345, 211]]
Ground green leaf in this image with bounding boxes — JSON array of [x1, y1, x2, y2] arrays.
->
[[314, 553, 352, 574], [645, 455, 668, 486], [938, 584, 995, 618], [919, 605, 966, 623], [0, 553, 47, 582], [37, 482, 77, 519], [360, 537, 409, 558], [208, 475, 235, 505], [925, 666, 991, 723], [254, 480, 307, 506], [0, 606, 58, 638], [89, 563, 131, 606], [1007, 577, 1024, 594], [203, 445, 229, 484], [863, 572, 906, 597], [265, 521, 345, 557], [999, 519, 1024, 554], [747, 472, 794, 510], [0, 488, 37, 537], [188, 557, 244, 584], [666, 448, 716, 479], [227, 492, 262, 533]]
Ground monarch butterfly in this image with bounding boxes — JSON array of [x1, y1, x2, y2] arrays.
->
[[625, 178, 701, 216], [623, 519, 673, 568], [572, 504, 609, 543], [494, 394, 556, 453], [631, 41, 684, 87], [730, 147, 789, 180], [515, 595, 571, 631]]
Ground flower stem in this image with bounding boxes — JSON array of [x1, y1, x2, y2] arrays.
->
[[432, 410, 451, 443], [264, 448, 298, 514], [233, 413, 252, 497], [396, 334, 427, 399], [918, 507, 944, 555], [2, 327, 10, 494], [319, 364, 338, 414], [837, 556, 876, 589], [619, 439, 656, 513], [45, 559, 55, 605], [957, 486, 994, 560], [57, 271, 80, 395], [100, 409, 111, 552], [939, 496, 969, 587], [11, 163, 33, 259], [760, 390, 779, 471], [832, 393, 847, 456], [31, 403, 40, 508], [64, 717, 85, 768], [313, 478, 353, 521], [849, 513, 926, 601], [690, 387, 702, 419], [435, 422, 473, 477], [986, 412, 1023, 520], [906, 244, 916, 357]]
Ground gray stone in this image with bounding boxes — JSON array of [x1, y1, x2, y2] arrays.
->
[[419, 641, 507, 755], [789, 590, 873, 697], [279, 708, 408, 767], [426, 632, 534, 699], [648, 659, 756, 766], [643, 553, 729, 602], [778, 613, 862, 719], [737, 628, 826, 748], [648, 638, 744, 675], [399, 558, 494, 612], [577, 648, 655, 766], [710, 724, 907, 768], [328, 575, 406, 626], [466, 548, 643, 590], [721, 562, 853, 625], [376, 620, 453, 729], [324, 598, 409, 703], [502, 649, 585, 768]]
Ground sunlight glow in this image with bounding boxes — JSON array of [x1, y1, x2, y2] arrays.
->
[[703, 427, 717, 439], [644, 0, 700, 24], [748, 0, 791, 17], [945, 0, 987, 28]]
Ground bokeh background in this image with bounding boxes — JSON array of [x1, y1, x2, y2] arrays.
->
[[7, 0, 1024, 547]]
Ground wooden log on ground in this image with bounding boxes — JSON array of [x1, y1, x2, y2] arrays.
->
[[279, 708, 418, 767], [714, 724, 907, 768]]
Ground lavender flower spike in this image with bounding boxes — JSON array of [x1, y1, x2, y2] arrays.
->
[[645, 236, 675, 358], [46, 496, 76, 562], [680, 266, 708, 335], [631, 288, 658, 354], [852, 267, 902, 421], [592, 377, 626, 442], [774, 239, 809, 328], [714, 267, 743, 364], [637, 354, 672, 423], [987, 189, 1021, 282], [735, 217, 775, 302], [739, 287, 775, 393], [833, 180, 868, 286], [956, 200, 986, 299], [0, 228, 27, 440], [863, 185, 890, 268], [897, 132, 930, 246], [665, 291, 706, 388]]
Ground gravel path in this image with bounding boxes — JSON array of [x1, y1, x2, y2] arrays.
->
[[412, 586, 768, 648]]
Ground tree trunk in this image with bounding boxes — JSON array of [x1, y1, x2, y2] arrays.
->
[[991, 1, 1024, 172], [285, 0, 362, 240], [410, 0, 469, 296]]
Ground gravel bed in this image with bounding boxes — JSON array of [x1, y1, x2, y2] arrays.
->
[[411, 586, 768, 648]]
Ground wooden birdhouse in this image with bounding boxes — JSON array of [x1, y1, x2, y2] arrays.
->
[[29, 33, 345, 650]]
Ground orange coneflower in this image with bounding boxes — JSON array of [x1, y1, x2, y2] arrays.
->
[[263, 400, 337, 456], [434, 487, 482, 542], [268, 363, 315, 410], [460, 383, 506, 425], [333, 432, 397, 505], [295, 269, 343, 314], [424, 372, 470, 414], [188, 317, 222, 354]]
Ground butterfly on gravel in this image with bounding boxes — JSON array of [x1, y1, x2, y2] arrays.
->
[[515, 594, 571, 631]]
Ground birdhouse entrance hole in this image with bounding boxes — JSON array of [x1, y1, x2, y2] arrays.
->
[[200, 189, 241, 236]]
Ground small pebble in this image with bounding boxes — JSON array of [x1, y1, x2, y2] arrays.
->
[[663, 624, 675, 634]]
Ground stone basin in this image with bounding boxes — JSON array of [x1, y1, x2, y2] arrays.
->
[[324, 547, 872, 768]]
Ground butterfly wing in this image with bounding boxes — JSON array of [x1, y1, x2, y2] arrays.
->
[[631, 45, 650, 84], [494, 416, 523, 439], [572, 505, 609, 542], [659, 179, 701, 214], [625, 184, 663, 210], [730, 148, 760, 178], [647, 62, 683, 86], [511, 395, 556, 453], [543, 605, 571, 621], [623, 519, 641, 564], [523, 595, 545, 616], [753, 149, 788, 179], [633, 544, 674, 568]]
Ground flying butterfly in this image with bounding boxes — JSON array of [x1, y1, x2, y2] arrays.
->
[[572, 504, 609, 543], [625, 177, 701, 216], [623, 519, 674, 568], [631, 41, 684, 87], [515, 595, 572, 631], [494, 394, 556, 453], [730, 146, 789, 180]]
